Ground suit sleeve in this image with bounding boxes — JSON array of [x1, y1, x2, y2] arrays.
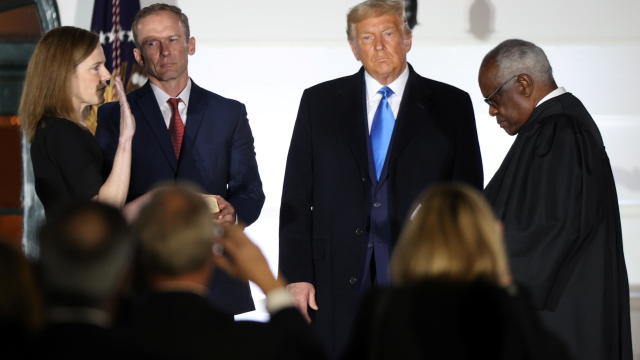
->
[[452, 93, 483, 189], [95, 102, 120, 179], [279, 90, 314, 284], [227, 104, 265, 225]]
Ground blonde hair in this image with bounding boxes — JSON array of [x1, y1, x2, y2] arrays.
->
[[391, 183, 510, 286], [134, 184, 216, 276], [20, 26, 99, 142], [346, 0, 410, 41]]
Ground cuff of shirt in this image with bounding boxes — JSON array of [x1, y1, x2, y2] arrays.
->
[[265, 287, 295, 314]]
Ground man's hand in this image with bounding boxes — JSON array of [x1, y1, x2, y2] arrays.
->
[[286, 282, 318, 323], [212, 224, 283, 294], [201, 194, 236, 224]]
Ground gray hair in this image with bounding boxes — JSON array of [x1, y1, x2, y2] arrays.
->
[[346, 0, 410, 41], [134, 184, 217, 276], [487, 39, 554, 83]]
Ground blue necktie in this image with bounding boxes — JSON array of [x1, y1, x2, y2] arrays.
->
[[370, 86, 395, 180]]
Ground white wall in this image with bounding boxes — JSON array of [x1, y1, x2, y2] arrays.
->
[[56, 1, 640, 326]]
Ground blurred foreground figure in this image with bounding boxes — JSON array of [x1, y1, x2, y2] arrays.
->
[[34, 201, 135, 359], [0, 242, 43, 358], [130, 185, 324, 360], [479, 39, 632, 360], [343, 184, 569, 359]]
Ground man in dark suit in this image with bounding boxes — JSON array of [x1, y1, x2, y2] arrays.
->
[[96, 3, 264, 315], [130, 185, 324, 360], [479, 39, 632, 360], [279, 0, 483, 357]]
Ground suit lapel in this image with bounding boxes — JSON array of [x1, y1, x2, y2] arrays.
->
[[136, 82, 177, 171], [182, 80, 207, 165], [340, 69, 370, 181]]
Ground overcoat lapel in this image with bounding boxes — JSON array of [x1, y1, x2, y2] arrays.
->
[[386, 65, 433, 178], [136, 82, 177, 171]]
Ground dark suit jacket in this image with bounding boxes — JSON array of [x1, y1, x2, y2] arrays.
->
[[127, 291, 325, 360], [96, 80, 264, 314], [342, 280, 569, 360], [279, 65, 483, 356]]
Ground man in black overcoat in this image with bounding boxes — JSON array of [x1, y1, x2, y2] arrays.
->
[[479, 38, 632, 360], [279, 0, 484, 357]]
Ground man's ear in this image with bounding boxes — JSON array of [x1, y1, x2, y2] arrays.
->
[[133, 48, 144, 67], [188, 37, 196, 55], [402, 30, 412, 53], [516, 73, 534, 97]]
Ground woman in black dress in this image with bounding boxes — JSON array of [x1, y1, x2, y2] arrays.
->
[[343, 184, 570, 360], [20, 26, 135, 217]]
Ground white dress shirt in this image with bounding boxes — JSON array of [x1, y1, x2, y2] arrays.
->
[[150, 79, 192, 128], [364, 65, 409, 134], [536, 86, 567, 107]]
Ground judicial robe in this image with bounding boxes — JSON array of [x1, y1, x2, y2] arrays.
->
[[484, 92, 632, 360]]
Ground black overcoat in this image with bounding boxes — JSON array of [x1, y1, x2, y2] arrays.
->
[[279, 65, 484, 357]]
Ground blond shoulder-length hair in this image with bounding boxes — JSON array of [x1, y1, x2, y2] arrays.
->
[[20, 26, 99, 142], [391, 183, 510, 286]]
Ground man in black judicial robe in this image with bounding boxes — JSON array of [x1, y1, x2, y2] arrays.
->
[[479, 39, 632, 360]]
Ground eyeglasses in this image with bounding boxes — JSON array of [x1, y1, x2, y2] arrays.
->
[[483, 74, 518, 107]]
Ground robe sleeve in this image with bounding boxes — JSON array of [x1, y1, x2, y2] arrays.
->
[[503, 114, 585, 311]]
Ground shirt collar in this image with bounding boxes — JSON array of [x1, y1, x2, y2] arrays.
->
[[150, 78, 192, 107], [364, 64, 409, 102], [536, 86, 567, 107]]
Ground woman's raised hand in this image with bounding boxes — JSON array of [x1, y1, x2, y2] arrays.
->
[[114, 76, 135, 141]]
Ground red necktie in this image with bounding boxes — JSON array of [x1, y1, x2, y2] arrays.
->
[[167, 98, 185, 159]]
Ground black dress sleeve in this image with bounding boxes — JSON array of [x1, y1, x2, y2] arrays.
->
[[31, 118, 104, 214]]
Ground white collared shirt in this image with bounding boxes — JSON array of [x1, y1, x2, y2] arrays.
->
[[150, 79, 192, 128], [536, 86, 567, 107], [364, 65, 409, 134]]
